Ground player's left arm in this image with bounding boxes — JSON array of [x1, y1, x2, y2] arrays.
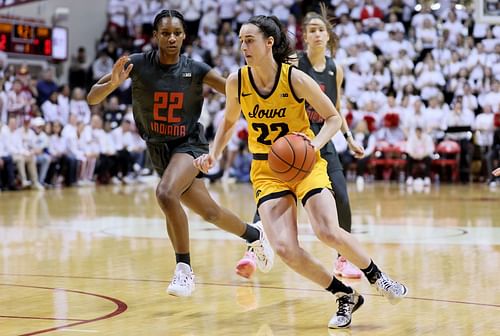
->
[[203, 69, 226, 95], [291, 68, 341, 151], [209, 72, 241, 160], [335, 64, 364, 158], [194, 72, 239, 173]]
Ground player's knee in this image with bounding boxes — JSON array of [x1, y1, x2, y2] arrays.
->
[[155, 185, 177, 207], [273, 241, 300, 264], [200, 206, 221, 223], [316, 227, 344, 246]]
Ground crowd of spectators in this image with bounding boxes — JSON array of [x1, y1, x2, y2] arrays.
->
[[0, 58, 148, 190], [0, 0, 499, 192]]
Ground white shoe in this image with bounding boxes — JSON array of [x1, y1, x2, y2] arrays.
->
[[328, 290, 364, 329], [423, 177, 431, 186], [221, 174, 236, 184], [140, 168, 151, 176], [166, 262, 195, 297], [247, 221, 274, 273], [413, 178, 424, 190], [21, 180, 32, 188], [372, 272, 408, 305], [110, 177, 121, 185], [33, 182, 45, 190], [406, 177, 413, 186], [123, 175, 137, 185], [356, 176, 364, 187]]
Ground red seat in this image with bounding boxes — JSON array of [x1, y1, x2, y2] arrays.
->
[[432, 140, 461, 182], [370, 141, 407, 180]]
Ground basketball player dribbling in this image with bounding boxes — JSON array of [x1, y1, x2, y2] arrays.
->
[[238, 5, 365, 280], [194, 15, 408, 329], [87, 9, 274, 298]]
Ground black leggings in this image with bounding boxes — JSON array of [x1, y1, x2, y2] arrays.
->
[[328, 169, 352, 233]]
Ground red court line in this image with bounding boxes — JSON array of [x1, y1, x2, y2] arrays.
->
[[0, 284, 127, 336], [1, 273, 499, 309], [0, 315, 84, 322]]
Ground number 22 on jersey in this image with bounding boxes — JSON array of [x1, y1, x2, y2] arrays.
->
[[153, 92, 184, 123], [252, 122, 289, 145]]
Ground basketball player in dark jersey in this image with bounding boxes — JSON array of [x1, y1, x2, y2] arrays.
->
[[195, 15, 407, 329], [87, 10, 274, 298], [299, 7, 365, 278]]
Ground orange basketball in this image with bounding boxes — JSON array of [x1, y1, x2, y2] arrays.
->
[[268, 134, 317, 183]]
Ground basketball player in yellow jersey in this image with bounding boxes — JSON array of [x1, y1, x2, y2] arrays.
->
[[194, 15, 408, 329]]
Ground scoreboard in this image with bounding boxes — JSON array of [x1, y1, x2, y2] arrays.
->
[[0, 20, 68, 60]]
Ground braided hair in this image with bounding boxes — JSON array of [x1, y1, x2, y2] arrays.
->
[[153, 9, 186, 32]]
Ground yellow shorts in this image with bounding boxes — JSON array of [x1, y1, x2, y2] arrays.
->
[[250, 152, 332, 206]]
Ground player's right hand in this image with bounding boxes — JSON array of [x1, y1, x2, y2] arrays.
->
[[110, 56, 133, 86], [348, 138, 365, 159], [291, 132, 318, 152], [193, 154, 215, 174], [493, 168, 500, 177]]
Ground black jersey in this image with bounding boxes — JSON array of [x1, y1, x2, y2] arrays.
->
[[128, 51, 211, 142], [298, 52, 338, 124], [298, 52, 342, 170]]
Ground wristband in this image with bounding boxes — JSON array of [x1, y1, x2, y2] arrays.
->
[[343, 131, 353, 139]]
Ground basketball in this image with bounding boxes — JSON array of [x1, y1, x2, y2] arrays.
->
[[268, 134, 316, 183]]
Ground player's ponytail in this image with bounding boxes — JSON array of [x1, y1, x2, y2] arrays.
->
[[247, 15, 294, 64]]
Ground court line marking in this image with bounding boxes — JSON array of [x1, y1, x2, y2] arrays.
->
[[43, 216, 489, 245], [54, 330, 98, 333], [0, 283, 127, 336], [1, 274, 498, 309], [95, 225, 470, 242], [0, 315, 85, 322]]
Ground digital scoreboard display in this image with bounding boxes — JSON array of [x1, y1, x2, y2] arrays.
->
[[0, 20, 67, 60]]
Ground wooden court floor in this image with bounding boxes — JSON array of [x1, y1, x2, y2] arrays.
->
[[0, 180, 499, 335]]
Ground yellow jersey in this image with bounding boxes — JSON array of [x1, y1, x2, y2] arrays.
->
[[239, 63, 315, 155]]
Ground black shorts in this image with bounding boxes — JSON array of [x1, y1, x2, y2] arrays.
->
[[146, 123, 209, 176]]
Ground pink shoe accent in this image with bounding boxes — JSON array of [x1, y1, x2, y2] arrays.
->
[[236, 251, 257, 279], [334, 256, 362, 279]]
